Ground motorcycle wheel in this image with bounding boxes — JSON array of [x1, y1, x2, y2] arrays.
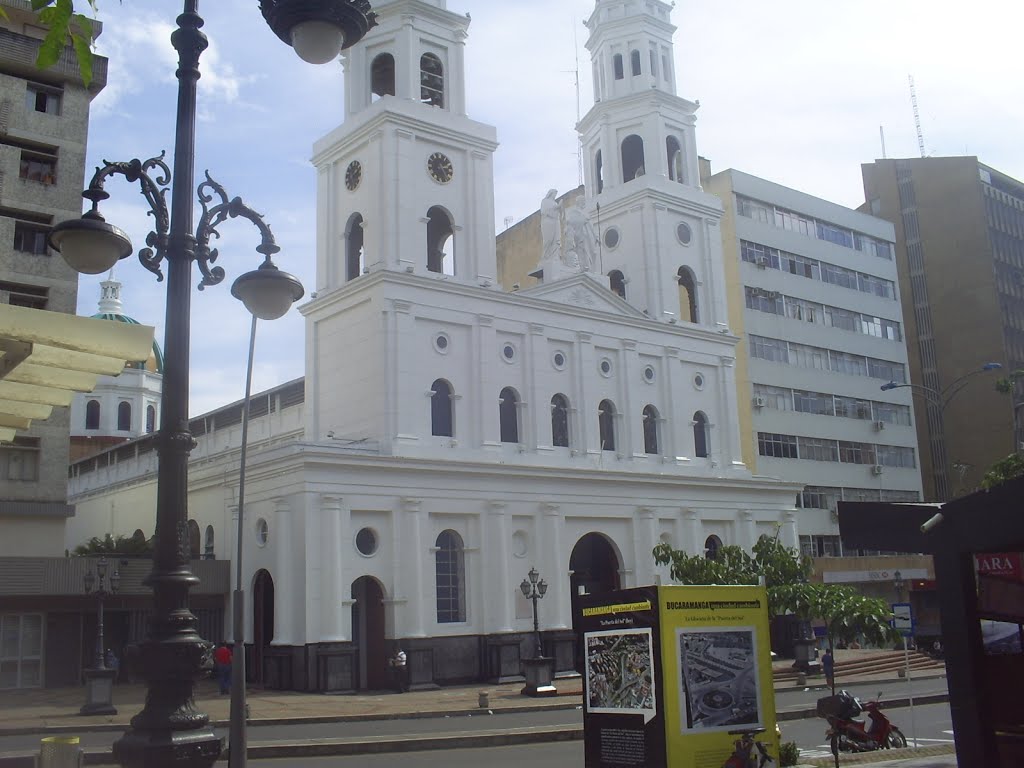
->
[[886, 728, 908, 749]]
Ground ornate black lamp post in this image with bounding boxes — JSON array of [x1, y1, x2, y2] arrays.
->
[[81, 556, 120, 716], [47, 2, 376, 766], [520, 567, 548, 657]]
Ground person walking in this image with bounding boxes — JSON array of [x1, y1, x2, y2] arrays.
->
[[214, 642, 233, 695], [390, 645, 408, 693], [822, 648, 835, 692]]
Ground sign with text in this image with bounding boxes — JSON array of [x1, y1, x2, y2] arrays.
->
[[975, 552, 1024, 583], [892, 602, 914, 636]]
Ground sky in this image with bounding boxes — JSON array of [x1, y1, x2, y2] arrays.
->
[[72, 0, 1024, 417]]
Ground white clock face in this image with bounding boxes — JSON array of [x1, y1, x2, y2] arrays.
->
[[427, 152, 453, 184]]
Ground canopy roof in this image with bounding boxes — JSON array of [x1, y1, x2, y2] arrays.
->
[[0, 303, 155, 442]]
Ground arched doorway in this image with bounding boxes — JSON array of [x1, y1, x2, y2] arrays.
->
[[252, 569, 274, 685], [351, 576, 387, 690], [570, 533, 621, 597]]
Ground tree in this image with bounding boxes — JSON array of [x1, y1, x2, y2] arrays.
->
[[21, 1, 101, 87], [981, 452, 1024, 489], [73, 531, 153, 556]]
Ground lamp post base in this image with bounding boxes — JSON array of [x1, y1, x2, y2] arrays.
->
[[113, 726, 222, 768], [520, 657, 557, 697], [80, 668, 118, 716]]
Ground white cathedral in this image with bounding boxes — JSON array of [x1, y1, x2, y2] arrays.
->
[[67, 0, 800, 691]]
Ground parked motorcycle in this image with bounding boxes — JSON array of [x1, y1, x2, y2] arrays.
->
[[816, 690, 908, 754]]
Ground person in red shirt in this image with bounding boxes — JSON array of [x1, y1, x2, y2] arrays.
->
[[214, 643, 233, 694]]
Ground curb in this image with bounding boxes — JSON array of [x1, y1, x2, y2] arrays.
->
[[777, 692, 949, 722]]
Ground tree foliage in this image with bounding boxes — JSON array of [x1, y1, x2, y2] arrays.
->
[[73, 531, 153, 556], [981, 452, 1024, 489], [28, 1, 101, 87]]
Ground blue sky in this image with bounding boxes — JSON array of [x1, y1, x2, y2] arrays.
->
[[73, 0, 1024, 416]]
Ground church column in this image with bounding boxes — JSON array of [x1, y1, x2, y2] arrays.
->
[[684, 508, 702, 555], [634, 506, 658, 585], [781, 509, 799, 551], [486, 501, 513, 632], [574, 332, 594, 453], [398, 15, 417, 102], [662, 347, 680, 461], [541, 503, 569, 629], [273, 497, 296, 646], [470, 150, 497, 283], [320, 495, 349, 642], [397, 497, 426, 637], [741, 510, 757, 551], [451, 28, 469, 115], [525, 324, 544, 450], [476, 315, 498, 449], [716, 355, 745, 469]]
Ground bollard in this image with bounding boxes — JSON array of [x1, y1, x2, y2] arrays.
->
[[478, 690, 489, 708], [38, 736, 83, 768], [796, 672, 807, 686]]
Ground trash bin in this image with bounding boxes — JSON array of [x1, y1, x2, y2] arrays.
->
[[38, 736, 83, 768]]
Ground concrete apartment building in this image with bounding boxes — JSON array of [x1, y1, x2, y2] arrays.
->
[[862, 157, 1023, 501], [702, 167, 924, 561]]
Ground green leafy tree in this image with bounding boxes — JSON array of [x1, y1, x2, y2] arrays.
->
[[23, 1, 101, 87], [73, 531, 153, 556], [981, 452, 1024, 489]]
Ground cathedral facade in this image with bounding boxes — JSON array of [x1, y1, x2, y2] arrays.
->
[[68, 0, 799, 691]]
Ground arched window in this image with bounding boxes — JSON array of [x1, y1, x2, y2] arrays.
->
[[677, 267, 699, 323], [187, 519, 201, 559], [371, 52, 395, 100], [693, 411, 710, 458], [203, 525, 215, 560], [649, 49, 658, 78], [598, 399, 616, 451], [117, 401, 131, 431], [435, 530, 465, 623], [630, 49, 641, 76], [705, 534, 722, 560], [345, 213, 365, 280], [643, 405, 659, 455], [420, 53, 444, 107], [595, 150, 604, 194], [85, 399, 100, 430], [431, 379, 454, 437], [551, 394, 570, 448], [621, 134, 645, 182], [608, 270, 626, 299], [666, 136, 684, 183], [426, 206, 455, 275], [613, 53, 624, 80], [145, 404, 156, 433], [499, 387, 520, 443]]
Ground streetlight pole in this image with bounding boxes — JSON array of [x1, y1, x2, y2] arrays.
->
[[880, 362, 1002, 501], [47, 3, 375, 765], [519, 567, 548, 658], [81, 556, 120, 716]]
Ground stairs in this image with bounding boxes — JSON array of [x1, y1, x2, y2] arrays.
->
[[774, 650, 945, 683]]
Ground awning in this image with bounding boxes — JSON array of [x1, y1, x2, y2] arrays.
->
[[0, 303, 155, 442]]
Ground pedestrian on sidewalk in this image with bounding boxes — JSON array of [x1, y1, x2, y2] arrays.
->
[[214, 642, 233, 695], [389, 644, 408, 693], [822, 648, 835, 692]]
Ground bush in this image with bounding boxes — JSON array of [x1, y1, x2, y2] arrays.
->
[[779, 741, 800, 767]]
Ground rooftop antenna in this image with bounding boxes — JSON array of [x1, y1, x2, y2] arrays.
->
[[879, 126, 887, 159], [908, 75, 926, 158], [563, 19, 583, 187]]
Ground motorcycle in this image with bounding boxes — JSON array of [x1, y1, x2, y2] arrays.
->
[[721, 727, 775, 768], [816, 690, 908, 754]]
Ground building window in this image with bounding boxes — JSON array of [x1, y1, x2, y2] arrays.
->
[[2, 437, 40, 481], [19, 151, 56, 184], [693, 412, 709, 458], [345, 213, 364, 280], [498, 386, 520, 443], [594, 150, 604, 194], [0, 280, 47, 309], [371, 52, 395, 100], [758, 432, 797, 459], [642, 405, 659, 455], [204, 525, 215, 559], [678, 268, 699, 322], [426, 206, 454, 274], [598, 399, 616, 451], [435, 530, 465, 623], [666, 136, 683, 183], [145, 404, 156, 433], [621, 134, 645, 182], [630, 49, 641, 76], [420, 53, 444, 108], [26, 83, 61, 115], [608, 270, 626, 299], [430, 379, 454, 437], [117, 401, 132, 431], [704, 535, 722, 561], [0, 614, 43, 689], [613, 53, 624, 80], [13, 222, 49, 255], [551, 394, 570, 448], [85, 400, 101, 430]]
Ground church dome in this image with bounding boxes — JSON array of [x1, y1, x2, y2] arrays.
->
[[90, 276, 164, 374]]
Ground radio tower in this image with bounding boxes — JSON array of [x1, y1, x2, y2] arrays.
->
[[909, 75, 926, 158]]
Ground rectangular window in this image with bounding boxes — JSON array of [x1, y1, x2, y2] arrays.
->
[[13, 222, 49, 255], [2, 437, 40, 481], [25, 83, 62, 115], [749, 335, 789, 363], [737, 197, 771, 224], [799, 486, 842, 512], [0, 614, 43, 689], [858, 272, 895, 299], [816, 221, 854, 248], [752, 383, 792, 410], [0, 281, 47, 309], [829, 350, 868, 376], [838, 440, 875, 465], [867, 357, 906, 383], [774, 207, 812, 235], [824, 305, 859, 332], [744, 286, 783, 315], [740, 240, 779, 268], [757, 432, 798, 459], [789, 342, 828, 370], [820, 261, 859, 290], [785, 297, 820, 324], [778, 250, 820, 280], [876, 444, 916, 468], [798, 436, 839, 462], [793, 389, 834, 416], [19, 151, 57, 185]]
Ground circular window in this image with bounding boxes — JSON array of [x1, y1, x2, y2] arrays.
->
[[552, 351, 566, 370], [255, 518, 269, 547], [643, 365, 656, 383], [599, 358, 612, 377], [433, 333, 450, 354], [693, 373, 705, 390], [676, 221, 693, 245], [604, 227, 620, 249], [355, 527, 378, 556], [502, 343, 516, 362], [512, 530, 528, 558]]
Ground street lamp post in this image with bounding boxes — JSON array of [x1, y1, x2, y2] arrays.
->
[[47, 3, 376, 766], [880, 362, 1002, 501], [893, 569, 904, 603], [520, 567, 549, 657], [519, 567, 555, 697], [81, 556, 120, 716]]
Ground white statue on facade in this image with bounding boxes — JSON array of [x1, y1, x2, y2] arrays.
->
[[541, 189, 561, 265], [564, 197, 599, 273]]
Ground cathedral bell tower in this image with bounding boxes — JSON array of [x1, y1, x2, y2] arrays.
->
[[312, 0, 499, 294], [577, 0, 728, 331]]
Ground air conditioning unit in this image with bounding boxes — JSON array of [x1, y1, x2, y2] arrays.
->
[[871, 464, 884, 476], [874, 420, 886, 431], [830, 510, 840, 522], [766, 291, 781, 300], [752, 395, 767, 408], [755, 256, 769, 268]]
